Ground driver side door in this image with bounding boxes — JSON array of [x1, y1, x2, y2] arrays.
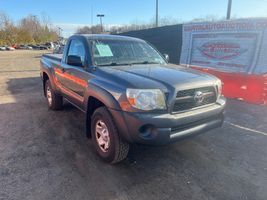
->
[[55, 39, 88, 108]]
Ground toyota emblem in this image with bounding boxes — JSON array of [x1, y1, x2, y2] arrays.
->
[[194, 91, 204, 104]]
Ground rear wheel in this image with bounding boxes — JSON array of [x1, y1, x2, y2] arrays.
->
[[91, 107, 129, 164], [45, 80, 63, 110]]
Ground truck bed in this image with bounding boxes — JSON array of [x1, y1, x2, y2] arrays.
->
[[42, 53, 63, 62]]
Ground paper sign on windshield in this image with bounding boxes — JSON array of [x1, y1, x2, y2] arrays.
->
[[96, 44, 113, 57]]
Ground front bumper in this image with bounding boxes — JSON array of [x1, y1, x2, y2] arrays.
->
[[109, 97, 226, 145]]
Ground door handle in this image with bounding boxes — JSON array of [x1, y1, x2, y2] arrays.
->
[[60, 68, 65, 73]]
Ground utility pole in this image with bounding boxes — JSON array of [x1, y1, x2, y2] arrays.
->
[[97, 14, 105, 33], [57, 27, 62, 37], [91, 5, 94, 27], [156, 0, 159, 27], [226, 0, 232, 20], [32, 15, 38, 37]]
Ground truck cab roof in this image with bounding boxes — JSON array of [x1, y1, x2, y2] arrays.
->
[[72, 34, 144, 42]]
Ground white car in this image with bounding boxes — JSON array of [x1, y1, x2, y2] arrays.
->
[[6, 46, 15, 51], [0, 46, 6, 51]]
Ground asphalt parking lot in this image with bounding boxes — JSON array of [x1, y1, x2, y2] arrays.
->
[[0, 50, 267, 200]]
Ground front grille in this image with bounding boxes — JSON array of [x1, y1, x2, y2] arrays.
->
[[173, 86, 217, 112]]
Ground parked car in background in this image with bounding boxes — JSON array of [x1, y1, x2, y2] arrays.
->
[[6, 46, 15, 51], [0, 46, 6, 51], [26, 45, 33, 50], [53, 45, 65, 54], [16, 45, 33, 50], [27, 44, 47, 50], [38, 45, 49, 50], [28, 44, 40, 50], [44, 42, 55, 49], [15, 45, 22, 50]]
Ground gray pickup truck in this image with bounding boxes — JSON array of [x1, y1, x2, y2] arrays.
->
[[40, 34, 226, 163]]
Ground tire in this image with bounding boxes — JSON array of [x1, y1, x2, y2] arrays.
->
[[45, 80, 63, 110], [91, 106, 129, 164]]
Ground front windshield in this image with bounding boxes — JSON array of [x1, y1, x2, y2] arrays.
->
[[91, 39, 166, 66]]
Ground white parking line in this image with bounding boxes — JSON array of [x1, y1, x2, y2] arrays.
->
[[225, 121, 267, 136]]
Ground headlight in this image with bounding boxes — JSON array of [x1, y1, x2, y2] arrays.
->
[[126, 89, 166, 111]]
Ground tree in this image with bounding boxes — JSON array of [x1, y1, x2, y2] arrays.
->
[[0, 12, 17, 45], [108, 17, 182, 34], [190, 15, 223, 22], [76, 25, 102, 34], [76, 26, 92, 34], [0, 12, 59, 45], [0, 12, 11, 29], [18, 14, 58, 44]]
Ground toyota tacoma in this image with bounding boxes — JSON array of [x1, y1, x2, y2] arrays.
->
[[40, 34, 226, 163]]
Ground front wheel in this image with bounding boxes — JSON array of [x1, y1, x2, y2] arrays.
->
[[91, 107, 129, 164]]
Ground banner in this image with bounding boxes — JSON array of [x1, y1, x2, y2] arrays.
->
[[180, 19, 267, 75]]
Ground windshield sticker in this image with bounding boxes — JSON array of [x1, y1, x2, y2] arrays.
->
[[96, 44, 113, 57]]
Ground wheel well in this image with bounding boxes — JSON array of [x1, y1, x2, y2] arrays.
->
[[86, 96, 105, 138], [43, 72, 49, 96]]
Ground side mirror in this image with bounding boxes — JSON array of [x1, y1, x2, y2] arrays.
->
[[67, 55, 83, 67], [163, 54, 169, 62]]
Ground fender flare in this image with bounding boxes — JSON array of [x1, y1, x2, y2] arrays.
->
[[84, 82, 122, 111], [83, 82, 134, 142]]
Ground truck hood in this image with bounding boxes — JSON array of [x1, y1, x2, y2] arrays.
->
[[99, 64, 218, 92]]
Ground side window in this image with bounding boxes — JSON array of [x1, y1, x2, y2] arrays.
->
[[67, 39, 86, 66]]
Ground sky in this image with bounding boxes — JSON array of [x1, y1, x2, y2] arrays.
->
[[1, 0, 267, 37]]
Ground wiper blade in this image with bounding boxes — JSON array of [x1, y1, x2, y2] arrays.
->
[[97, 62, 131, 66], [131, 61, 160, 65], [97, 61, 160, 67]]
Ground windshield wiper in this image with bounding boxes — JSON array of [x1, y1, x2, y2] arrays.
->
[[97, 61, 160, 67], [131, 61, 160, 65], [97, 62, 131, 67]]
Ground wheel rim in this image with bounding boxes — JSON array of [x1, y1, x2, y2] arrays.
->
[[46, 85, 52, 105], [95, 120, 110, 153]]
